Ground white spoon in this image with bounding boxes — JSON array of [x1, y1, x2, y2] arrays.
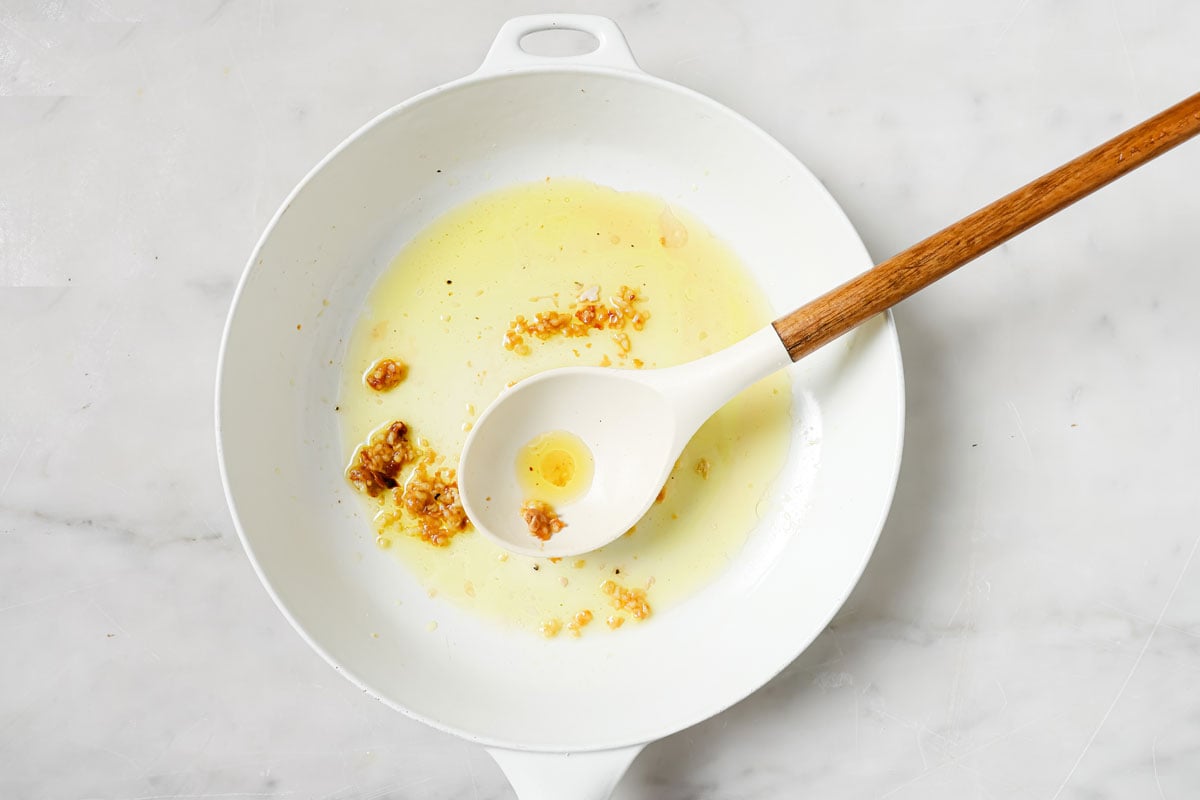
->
[[459, 92, 1200, 558]]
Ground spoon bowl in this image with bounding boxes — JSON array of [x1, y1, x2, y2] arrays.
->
[[459, 369, 673, 558], [459, 328, 792, 557]]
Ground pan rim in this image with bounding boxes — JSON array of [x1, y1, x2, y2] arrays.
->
[[215, 60, 905, 752]]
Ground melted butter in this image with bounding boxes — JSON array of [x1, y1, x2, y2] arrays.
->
[[339, 178, 792, 634], [515, 430, 594, 505]]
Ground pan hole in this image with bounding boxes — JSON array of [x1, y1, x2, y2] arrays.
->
[[519, 28, 600, 57]]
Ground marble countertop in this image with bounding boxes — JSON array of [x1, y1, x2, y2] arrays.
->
[[3, 1, 1198, 797]]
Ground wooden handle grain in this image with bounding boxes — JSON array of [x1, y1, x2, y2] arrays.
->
[[772, 92, 1200, 361]]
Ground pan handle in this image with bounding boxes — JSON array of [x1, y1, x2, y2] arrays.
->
[[477, 14, 641, 75], [487, 744, 645, 800]]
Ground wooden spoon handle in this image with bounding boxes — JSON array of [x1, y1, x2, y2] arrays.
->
[[773, 92, 1200, 361]]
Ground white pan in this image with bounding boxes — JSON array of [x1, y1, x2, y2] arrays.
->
[[216, 15, 903, 799]]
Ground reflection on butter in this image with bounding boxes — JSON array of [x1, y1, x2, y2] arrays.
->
[[516, 430, 595, 506]]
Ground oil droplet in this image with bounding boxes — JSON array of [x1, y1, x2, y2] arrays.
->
[[515, 430, 594, 505]]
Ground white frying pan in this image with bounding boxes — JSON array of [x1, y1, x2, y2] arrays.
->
[[216, 15, 903, 799]]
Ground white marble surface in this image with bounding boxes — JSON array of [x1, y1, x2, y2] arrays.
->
[[3, 0, 1199, 797]]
